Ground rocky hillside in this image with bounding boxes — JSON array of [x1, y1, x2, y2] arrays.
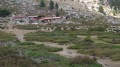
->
[[53, 0, 120, 18], [0, 0, 120, 24], [1, 0, 119, 17]]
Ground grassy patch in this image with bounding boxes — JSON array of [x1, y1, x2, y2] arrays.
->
[[16, 42, 63, 52], [98, 33, 120, 44], [110, 54, 120, 61], [0, 41, 102, 67], [24, 30, 78, 43], [15, 25, 41, 30], [68, 36, 120, 61], [0, 31, 17, 42], [76, 43, 120, 61], [69, 56, 102, 67]]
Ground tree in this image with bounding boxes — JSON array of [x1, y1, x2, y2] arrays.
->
[[49, 0, 54, 10], [0, 8, 11, 17], [99, 0, 104, 5], [98, 5, 105, 15], [55, 2, 59, 10], [40, 0, 45, 8], [55, 11, 59, 17]]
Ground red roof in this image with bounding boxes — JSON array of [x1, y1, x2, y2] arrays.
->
[[13, 16, 25, 18], [12, 15, 61, 21]]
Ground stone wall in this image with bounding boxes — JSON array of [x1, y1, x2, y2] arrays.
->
[[0, 41, 16, 46]]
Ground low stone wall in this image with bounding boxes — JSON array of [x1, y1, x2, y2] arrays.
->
[[0, 41, 16, 46]]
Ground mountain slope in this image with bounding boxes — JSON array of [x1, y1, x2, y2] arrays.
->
[[53, 0, 120, 18]]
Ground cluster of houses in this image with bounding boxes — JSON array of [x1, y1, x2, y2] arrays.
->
[[12, 14, 63, 25]]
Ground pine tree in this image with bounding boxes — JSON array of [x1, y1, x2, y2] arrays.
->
[[55, 2, 59, 10], [99, 0, 104, 4], [0, 8, 11, 17], [98, 5, 105, 14], [56, 11, 59, 17], [49, 0, 54, 10], [40, 0, 45, 8]]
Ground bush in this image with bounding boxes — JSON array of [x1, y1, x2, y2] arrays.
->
[[0, 31, 17, 42], [78, 48, 120, 58], [83, 36, 94, 43], [0, 8, 11, 17], [89, 26, 106, 32], [41, 60, 49, 64], [17, 42, 36, 45], [71, 36, 94, 47], [110, 54, 120, 61], [67, 45, 80, 49], [69, 56, 102, 67], [0, 55, 40, 67], [70, 56, 95, 65], [24, 51, 69, 67], [46, 47, 63, 52], [98, 5, 105, 14], [75, 42, 120, 61], [0, 47, 18, 56]]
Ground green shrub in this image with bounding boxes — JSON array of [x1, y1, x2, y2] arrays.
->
[[41, 60, 49, 64], [70, 56, 95, 65], [0, 47, 18, 56], [75, 42, 120, 61], [46, 47, 63, 52], [16, 42, 62, 52], [67, 45, 80, 49], [69, 56, 102, 67], [24, 51, 69, 66], [0, 8, 11, 17], [89, 26, 106, 31], [17, 42, 36, 45], [110, 54, 120, 61], [0, 31, 17, 42], [83, 36, 94, 43], [0, 55, 40, 67]]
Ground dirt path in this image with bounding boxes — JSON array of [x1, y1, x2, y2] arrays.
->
[[34, 42, 86, 58], [2, 19, 37, 42], [34, 42, 120, 67], [2, 29, 36, 42]]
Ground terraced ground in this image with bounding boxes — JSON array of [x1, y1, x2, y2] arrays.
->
[[1, 22, 120, 67], [0, 0, 120, 67]]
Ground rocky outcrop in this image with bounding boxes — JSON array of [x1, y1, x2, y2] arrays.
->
[[53, 0, 120, 18]]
